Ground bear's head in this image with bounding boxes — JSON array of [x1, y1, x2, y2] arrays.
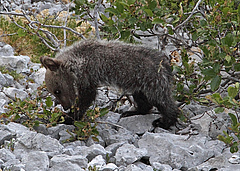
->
[[40, 56, 77, 111]]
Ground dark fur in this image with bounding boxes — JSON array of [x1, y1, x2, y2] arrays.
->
[[40, 40, 180, 129]]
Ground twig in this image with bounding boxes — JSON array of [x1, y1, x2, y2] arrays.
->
[[94, 0, 102, 40], [175, 0, 203, 30]]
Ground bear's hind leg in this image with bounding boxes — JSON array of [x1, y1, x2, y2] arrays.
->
[[121, 91, 153, 117], [153, 103, 179, 129]]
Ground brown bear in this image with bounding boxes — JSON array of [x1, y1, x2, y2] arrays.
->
[[40, 39, 180, 129]]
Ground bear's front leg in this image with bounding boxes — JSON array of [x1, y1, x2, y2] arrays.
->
[[63, 87, 97, 125]]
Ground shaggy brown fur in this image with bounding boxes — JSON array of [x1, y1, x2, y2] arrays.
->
[[40, 39, 180, 129]]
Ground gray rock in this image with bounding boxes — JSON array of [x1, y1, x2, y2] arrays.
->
[[125, 164, 151, 171], [59, 129, 75, 143], [0, 148, 16, 162], [118, 114, 160, 134], [33, 124, 49, 135], [0, 158, 3, 165], [0, 91, 8, 100], [101, 128, 136, 146], [28, 63, 41, 71], [189, 148, 240, 171], [0, 44, 14, 56], [5, 122, 31, 137], [1, 159, 23, 171], [68, 145, 89, 156], [102, 163, 118, 171], [191, 110, 230, 139], [0, 127, 14, 146], [14, 132, 64, 158], [3, 73, 14, 86], [0, 72, 7, 86], [86, 144, 107, 161], [47, 124, 75, 140], [21, 151, 49, 171], [134, 161, 154, 171], [88, 155, 106, 170], [182, 102, 210, 118], [115, 144, 148, 166], [86, 135, 105, 147], [105, 142, 126, 158], [0, 99, 7, 113], [138, 132, 225, 169], [29, 67, 46, 85], [152, 162, 173, 171], [49, 154, 87, 171], [3, 87, 28, 101], [100, 111, 121, 124], [0, 56, 30, 73]]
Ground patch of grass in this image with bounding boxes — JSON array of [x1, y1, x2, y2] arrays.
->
[[0, 9, 95, 63], [0, 66, 25, 81]]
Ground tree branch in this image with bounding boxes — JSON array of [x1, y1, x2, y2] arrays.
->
[[175, 0, 203, 30]]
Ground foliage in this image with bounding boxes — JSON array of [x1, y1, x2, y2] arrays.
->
[[0, 8, 94, 62], [0, 66, 24, 81], [207, 83, 240, 153], [65, 107, 108, 142], [71, 0, 240, 151], [1, 85, 64, 128]]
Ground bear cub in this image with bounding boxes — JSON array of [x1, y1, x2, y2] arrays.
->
[[40, 39, 180, 129]]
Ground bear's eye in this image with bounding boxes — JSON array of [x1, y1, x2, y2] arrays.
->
[[54, 90, 61, 95]]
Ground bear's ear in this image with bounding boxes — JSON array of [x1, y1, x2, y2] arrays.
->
[[40, 56, 62, 72]]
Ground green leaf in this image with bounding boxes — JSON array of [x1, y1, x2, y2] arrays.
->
[[211, 75, 221, 91], [152, 18, 164, 24], [92, 136, 99, 142], [222, 7, 230, 17], [118, 2, 129, 7], [100, 14, 109, 23], [222, 33, 233, 47], [144, 9, 153, 17], [214, 107, 224, 113], [228, 86, 238, 98], [116, 2, 124, 13], [127, 0, 135, 5], [234, 63, 240, 71], [201, 46, 210, 57], [75, 0, 84, 6], [46, 96, 53, 108], [34, 120, 40, 127], [105, 8, 119, 15], [202, 68, 216, 79], [213, 63, 220, 73], [100, 108, 109, 117], [192, 32, 198, 41], [74, 121, 86, 129], [200, 20, 207, 27], [167, 26, 174, 35], [228, 113, 238, 127], [148, 0, 157, 10], [230, 142, 239, 153], [212, 93, 223, 104], [17, 29, 26, 37], [225, 55, 232, 63]]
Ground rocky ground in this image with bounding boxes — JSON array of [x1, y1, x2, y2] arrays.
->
[[0, 0, 240, 171], [0, 35, 240, 171]]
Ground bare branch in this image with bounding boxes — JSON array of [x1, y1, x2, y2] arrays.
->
[[175, 0, 203, 30], [94, 0, 102, 40]]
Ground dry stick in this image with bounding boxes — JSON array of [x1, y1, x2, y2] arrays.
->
[[0, 11, 86, 45], [175, 0, 203, 30], [94, 0, 102, 40]]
